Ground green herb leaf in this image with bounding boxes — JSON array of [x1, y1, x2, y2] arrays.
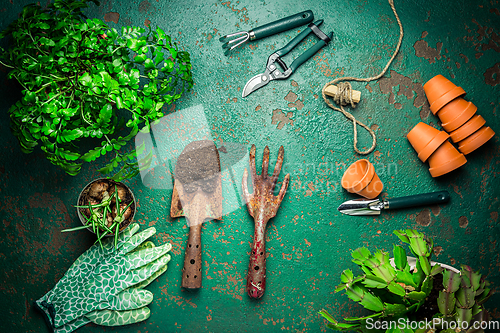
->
[[1, 0, 193, 179]]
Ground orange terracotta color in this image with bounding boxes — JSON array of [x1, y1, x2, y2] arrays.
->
[[428, 141, 467, 177], [449, 115, 486, 143], [423, 75, 457, 103], [417, 131, 449, 162], [457, 126, 495, 155], [438, 98, 477, 132], [341, 159, 383, 199], [430, 86, 466, 115], [423, 75, 466, 114], [407, 122, 441, 154]]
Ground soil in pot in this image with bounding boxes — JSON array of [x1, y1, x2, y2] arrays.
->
[[413, 273, 443, 322], [78, 179, 136, 234]]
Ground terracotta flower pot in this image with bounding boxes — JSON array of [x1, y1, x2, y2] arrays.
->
[[407, 122, 440, 152], [457, 126, 495, 155], [437, 97, 477, 132], [423, 75, 466, 115], [449, 115, 486, 143], [427, 141, 467, 177], [341, 159, 383, 199], [407, 122, 449, 162]]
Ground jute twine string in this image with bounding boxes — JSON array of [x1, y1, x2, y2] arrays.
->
[[321, 0, 403, 155]]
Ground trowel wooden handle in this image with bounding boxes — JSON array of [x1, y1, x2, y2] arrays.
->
[[246, 222, 267, 298], [182, 223, 202, 289], [324, 85, 361, 104]]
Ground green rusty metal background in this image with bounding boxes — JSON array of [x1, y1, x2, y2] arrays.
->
[[0, 0, 499, 332]]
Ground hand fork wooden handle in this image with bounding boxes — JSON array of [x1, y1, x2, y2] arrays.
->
[[242, 145, 290, 298]]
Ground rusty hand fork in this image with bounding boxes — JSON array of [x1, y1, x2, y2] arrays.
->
[[242, 145, 290, 298]]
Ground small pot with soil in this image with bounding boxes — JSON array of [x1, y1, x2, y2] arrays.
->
[[63, 179, 136, 247]]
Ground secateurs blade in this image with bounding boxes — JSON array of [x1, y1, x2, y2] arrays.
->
[[242, 20, 333, 98], [219, 10, 314, 55]]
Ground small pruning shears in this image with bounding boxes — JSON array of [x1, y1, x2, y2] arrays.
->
[[242, 20, 333, 98]]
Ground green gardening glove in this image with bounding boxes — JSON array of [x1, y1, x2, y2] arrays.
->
[[51, 240, 169, 333], [35, 224, 172, 333]]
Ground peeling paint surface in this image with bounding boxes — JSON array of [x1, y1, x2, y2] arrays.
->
[[0, 0, 499, 332]]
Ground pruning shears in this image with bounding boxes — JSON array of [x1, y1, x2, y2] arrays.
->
[[242, 20, 333, 98]]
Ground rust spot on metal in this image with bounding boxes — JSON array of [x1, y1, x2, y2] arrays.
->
[[305, 182, 315, 197], [103, 12, 119, 24], [484, 62, 500, 86], [284, 91, 304, 110], [490, 211, 498, 224], [289, 100, 304, 110], [378, 70, 430, 118], [430, 205, 441, 216], [416, 209, 431, 227], [472, 19, 500, 53], [271, 109, 294, 129], [413, 32, 442, 64], [284, 91, 297, 103], [433, 246, 443, 257], [255, 105, 261, 111], [138, 0, 152, 12], [144, 18, 151, 27], [459, 216, 469, 228]]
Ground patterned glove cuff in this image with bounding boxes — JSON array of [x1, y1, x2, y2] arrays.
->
[[34, 300, 56, 333]]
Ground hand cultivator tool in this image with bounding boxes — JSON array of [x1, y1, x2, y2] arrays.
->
[[219, 10, 314, 55], [171, 140, 223, 289], [242, 20, 333, 97], [242, 145, 290, 298]]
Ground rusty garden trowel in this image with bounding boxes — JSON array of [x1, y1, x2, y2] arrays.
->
[[170, 140, 222, 289]]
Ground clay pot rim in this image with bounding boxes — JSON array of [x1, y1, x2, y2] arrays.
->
[[76, 178, 136, 236], [458, 126, 495, 155], [429, 153, 467, 178], [423, 74, 454, 101], [406, 122, 441, 154], [450, 115, 486, 143], [441, 101, 477, 132], [417, 131, 450, 162], [341, 159, 375, 193], [429, 86, 466, 115], [390, 256, 461, 274], [357, 171, 383, 199]]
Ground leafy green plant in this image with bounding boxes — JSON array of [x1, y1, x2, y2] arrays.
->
[[0, 0, 193, 180], [320, 230, 493, 333]]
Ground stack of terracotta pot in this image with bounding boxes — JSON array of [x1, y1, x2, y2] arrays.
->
[[407, 75, 495, 177]]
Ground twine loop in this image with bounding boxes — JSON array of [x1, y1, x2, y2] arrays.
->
[[322, 0, 403, 155]]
